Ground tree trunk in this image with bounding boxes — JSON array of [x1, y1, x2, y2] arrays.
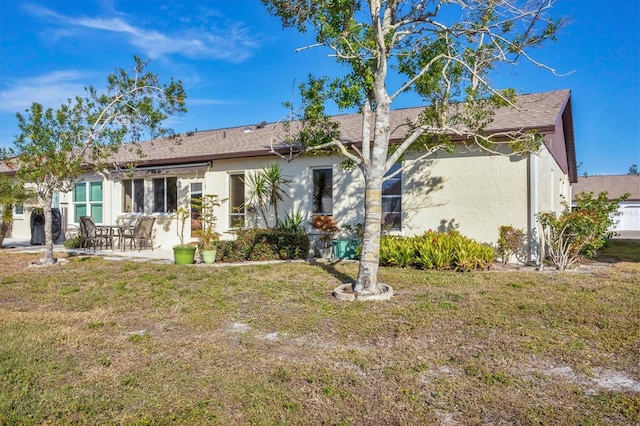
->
[[259, 203, 269, 228], [272, 200, 279, 228], [354, 95, 392, 295], [40, 195, 56, 265], [354, 177, 383, 294]]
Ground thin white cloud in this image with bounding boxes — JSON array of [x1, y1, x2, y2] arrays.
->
[[188, 98, 232, 106], [24, 4, 260, 63], [0, 71, 87, 113]]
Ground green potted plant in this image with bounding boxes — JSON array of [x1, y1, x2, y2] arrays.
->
[[195, 194, 223, 264], [173, 206, 196, 265], [310, 215, 338, 258], [198, 228, 219, 264]]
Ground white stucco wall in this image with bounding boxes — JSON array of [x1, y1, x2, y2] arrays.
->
[[534, 145, 571, 216], [6, 207, 31, 241], [110, 172, 205, 248], [5, 143, 573, 252], [205, 155, 365, 239], [402, 148, 529, 245]]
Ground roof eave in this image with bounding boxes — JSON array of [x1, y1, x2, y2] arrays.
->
[[561, 94, 578, 183]]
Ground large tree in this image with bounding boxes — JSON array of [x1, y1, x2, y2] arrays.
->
[[263, 0, 564, 295], [1, 57, 186, 265]]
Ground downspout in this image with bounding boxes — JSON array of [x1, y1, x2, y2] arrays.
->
[[528, 153, 538, 263], [109, 179, 115, 225], [568, 179, 573, 212], [98, 169, 114, 225]]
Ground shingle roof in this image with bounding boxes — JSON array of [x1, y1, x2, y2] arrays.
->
[[108, 89, 572, 166], [573, 175, 640, 201], [1, 89, 573, 175]]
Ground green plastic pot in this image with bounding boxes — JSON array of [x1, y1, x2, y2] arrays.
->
[[173, 246, 196, 265], [200, 249, 217, 264]]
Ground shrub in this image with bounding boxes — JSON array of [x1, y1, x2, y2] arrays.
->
[[216, 228, 309, 263], [380, 236, 414, 268], [380, 230, 493, 271], [413, 231, 456, 270], [63, 233, 82, 249], [496, 225, 526, 264], [277, 210, 307, 235], [538, 210, 595, 271], [572, 191, 629, 256], [341, 222, 364, 240], [455, 238, 495, 272], [537, 191, 629, 271]]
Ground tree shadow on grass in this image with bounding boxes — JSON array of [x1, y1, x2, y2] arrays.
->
[[312, 259, 357, 286], [595, 239, 640, 264]]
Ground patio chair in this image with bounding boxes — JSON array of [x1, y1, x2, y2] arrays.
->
[[79, 216, 112, 251], [122, 216, 156, 251]]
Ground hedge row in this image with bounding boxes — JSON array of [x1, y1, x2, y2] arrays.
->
[[380, 230, 494, 271], [216, 228, 309, 263]]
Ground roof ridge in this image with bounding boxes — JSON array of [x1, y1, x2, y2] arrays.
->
[[176, 89, 572, 136]]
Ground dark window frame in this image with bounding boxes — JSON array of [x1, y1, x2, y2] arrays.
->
[[312, 168, 333, 216], [122, 178, 145, 213], [152, 177, 178, 213], [229, 173, 245, 228], [190, 182, 203, 237], [382, 163, 402, 230]]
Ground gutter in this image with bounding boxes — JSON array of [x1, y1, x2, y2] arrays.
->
[[528, 153, 538, 262]]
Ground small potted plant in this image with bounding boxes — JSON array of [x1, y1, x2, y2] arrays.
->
[[195, 194, 223, 264], [310, 215, 338, 258], [173, 206, 197, 265], [198, 228, 219, 264]]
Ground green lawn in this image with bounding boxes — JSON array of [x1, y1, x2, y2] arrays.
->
[[1, 240, 638, 424]]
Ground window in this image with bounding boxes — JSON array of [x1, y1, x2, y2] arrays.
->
[[73, 181, 103, 223], [190, 182, 203, 237], [122, 179, 145, 213], [152, 177, 177, 213], [382, 163, 402, 230], [229, 174, 245, 227], [14, 204, 24, 215], [312, 168, 333, 215]]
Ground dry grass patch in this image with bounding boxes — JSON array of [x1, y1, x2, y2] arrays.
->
[[0, 245, 638, 424]]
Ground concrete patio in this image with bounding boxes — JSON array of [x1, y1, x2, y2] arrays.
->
[[1, 237, 177, 264], [1, 237, 312, 267]]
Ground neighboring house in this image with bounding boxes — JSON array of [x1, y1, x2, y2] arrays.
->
[[2, 89, 577, 260], [572, 175, 640, 239]]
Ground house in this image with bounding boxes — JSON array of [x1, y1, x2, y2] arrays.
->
[[2, 89, 577, 260], [572, 175, 640, 239]]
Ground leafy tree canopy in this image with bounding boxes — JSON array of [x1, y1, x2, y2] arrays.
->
[[266, 0, 564, 169], [1, 57, 186, 199], [0, 57, 186, 265]]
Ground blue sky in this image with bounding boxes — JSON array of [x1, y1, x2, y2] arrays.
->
[[1, 0, 638, 176]]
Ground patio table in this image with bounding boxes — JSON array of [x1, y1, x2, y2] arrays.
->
[[97, 224, 134, 251]]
